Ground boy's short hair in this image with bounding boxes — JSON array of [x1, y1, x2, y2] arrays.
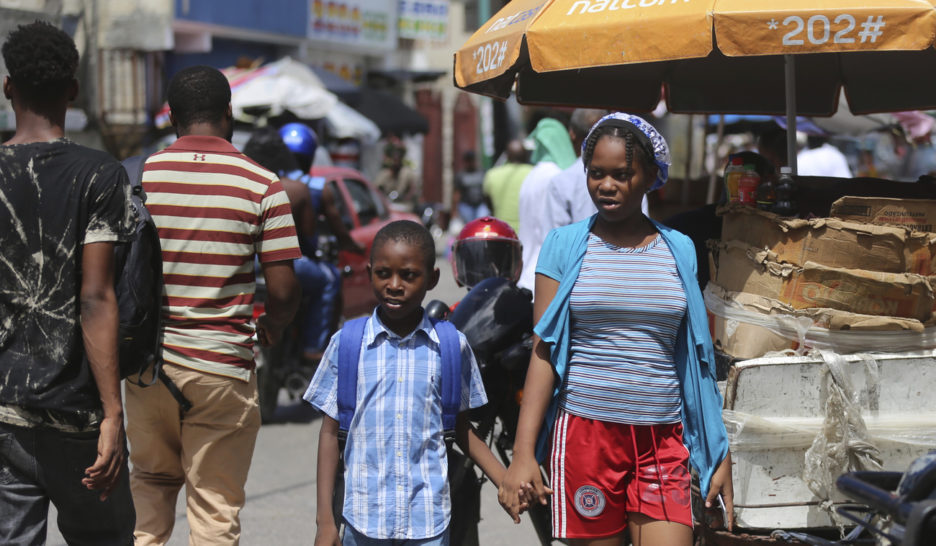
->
[[2, 21, 78, 105], [371, 220, 435, 270], [167, 65, 231, 129]]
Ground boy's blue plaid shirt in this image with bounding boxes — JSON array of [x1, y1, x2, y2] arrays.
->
[[304, 309, 487, 540]]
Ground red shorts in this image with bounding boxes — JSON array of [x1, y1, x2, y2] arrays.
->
[[549, 410, 693, 539]]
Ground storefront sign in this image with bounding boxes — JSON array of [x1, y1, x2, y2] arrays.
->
[[308, 0, 397, 52], [398, 0, 449, 41]]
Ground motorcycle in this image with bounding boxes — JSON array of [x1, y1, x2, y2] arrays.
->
[[429, 276, 555, 546], [771, 451, 936, 546], [254, 235, 342, 423]]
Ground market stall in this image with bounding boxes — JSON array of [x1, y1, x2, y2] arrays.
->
[[454, 0, 936, 541]]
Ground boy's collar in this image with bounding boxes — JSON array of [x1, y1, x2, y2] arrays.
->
[[367, 308, 437, 345]]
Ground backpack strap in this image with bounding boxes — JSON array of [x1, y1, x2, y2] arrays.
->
[[122, 154, 148, 198], [120, 155, 191, 414], [335, 317, 463, 450], [119, 154, 162, 390], [431, 319, 462, 447], [336, 316, 369, 451]]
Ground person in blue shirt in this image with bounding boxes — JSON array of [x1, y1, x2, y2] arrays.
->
[[498, 113, 734, 546], [304, 220, 508, 545], [279, 123, 365, 360]]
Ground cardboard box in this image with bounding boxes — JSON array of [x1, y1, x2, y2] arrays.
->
[[706, 284, 925, 359], [831, 196, 936, 233], [706, 283, 927, 359], [707, 288, 799, 359], [708, 240, 935, 322], [719, 204, 936, 275]]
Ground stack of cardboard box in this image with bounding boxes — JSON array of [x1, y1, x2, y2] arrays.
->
[[708, 199, 936, 358]]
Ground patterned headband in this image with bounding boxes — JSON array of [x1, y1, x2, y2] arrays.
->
[[582, 113, 671, 192]]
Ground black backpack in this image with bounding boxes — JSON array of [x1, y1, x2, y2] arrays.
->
[[116, 155, 163, 386]]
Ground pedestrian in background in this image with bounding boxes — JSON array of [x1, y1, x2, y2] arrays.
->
[[542, 109, 608, 233], [375, 136, 421, 210], [0, 21, 135, 544], [453, 149, 490, 223], [278, 123, 365, 360], [517, 118, 577, 292], [482, 139, 531, 233], [125, 65, 301, 545]]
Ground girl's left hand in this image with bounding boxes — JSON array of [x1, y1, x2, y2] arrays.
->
[[705, 451, 734, 532]]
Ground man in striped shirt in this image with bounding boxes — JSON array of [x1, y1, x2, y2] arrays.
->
[[124, 66, 301, 545]]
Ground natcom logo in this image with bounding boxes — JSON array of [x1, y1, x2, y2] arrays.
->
[[565, 0, 692, 17]]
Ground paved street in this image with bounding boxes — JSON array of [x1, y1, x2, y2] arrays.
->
[[49, 249, 546, 545]]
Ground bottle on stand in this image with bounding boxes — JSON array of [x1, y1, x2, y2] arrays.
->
[[772, 166, 797, 217], [738, 165, 760, 207], [724, 157, 745, 203], [755, 174, 776, 211]]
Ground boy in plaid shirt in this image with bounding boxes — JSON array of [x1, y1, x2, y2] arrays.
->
[[305, 221, 512, 545]]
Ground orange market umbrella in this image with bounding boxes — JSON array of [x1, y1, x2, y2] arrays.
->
[[454, 0, 936, 169]]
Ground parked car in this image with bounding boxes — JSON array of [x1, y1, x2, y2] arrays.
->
[[311, 166, 421, 318]]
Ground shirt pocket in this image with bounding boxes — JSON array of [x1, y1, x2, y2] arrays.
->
[[413, 355, 440, 403]]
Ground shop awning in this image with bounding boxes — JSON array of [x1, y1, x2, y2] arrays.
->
[[352, 88, 429, 136], [309, 66, 361, 105]]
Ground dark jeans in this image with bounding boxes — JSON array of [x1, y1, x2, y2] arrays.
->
[[0, 421, 135, 545]]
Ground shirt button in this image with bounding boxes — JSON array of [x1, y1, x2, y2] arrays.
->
[[398, 377, 403, 382], [396, 451, 402, 457], [396, 413, 402, 419], [397, 485, 403, 491]]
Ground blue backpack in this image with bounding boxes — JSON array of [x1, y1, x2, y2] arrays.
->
[[335, 316, 462, 449]]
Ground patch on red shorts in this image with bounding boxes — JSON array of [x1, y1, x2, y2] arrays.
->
[[573, 485, 606, 518]]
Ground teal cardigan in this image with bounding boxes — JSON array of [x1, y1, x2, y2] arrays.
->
[[533, 215, 729, 497]]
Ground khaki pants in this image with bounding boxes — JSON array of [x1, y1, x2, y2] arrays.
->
[[125, 362, 261, 546]]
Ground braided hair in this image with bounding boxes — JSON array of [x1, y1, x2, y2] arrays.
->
[[582, 124, 656, 177]]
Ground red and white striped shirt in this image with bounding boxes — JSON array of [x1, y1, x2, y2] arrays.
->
[[143, 135, 301, 381]]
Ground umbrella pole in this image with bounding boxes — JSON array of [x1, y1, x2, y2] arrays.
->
[[683, 114, 694, 206], [784, 54, 798, 174]]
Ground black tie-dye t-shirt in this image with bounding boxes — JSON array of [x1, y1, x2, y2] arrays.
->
[[0, 139, 133, 419]]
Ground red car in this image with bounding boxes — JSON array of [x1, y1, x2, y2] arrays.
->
[[312, 166, 421, 318]]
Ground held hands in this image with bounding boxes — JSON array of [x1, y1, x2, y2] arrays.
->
[[498, 454, 553, 523], [704, 452, 735, 532], [81, 415, 125, 501]]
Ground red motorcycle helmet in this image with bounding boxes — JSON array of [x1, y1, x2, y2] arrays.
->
[[451, 217, 522, 288]]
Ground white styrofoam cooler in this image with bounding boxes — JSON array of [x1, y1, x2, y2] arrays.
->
[[725, 352, 936, 530]]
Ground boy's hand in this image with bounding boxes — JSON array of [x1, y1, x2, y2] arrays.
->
[[516, 481, 538, 510], [498, 481, 537, 522], [314, 521, 341, 546]]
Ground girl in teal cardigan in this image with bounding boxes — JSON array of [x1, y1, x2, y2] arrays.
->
[[498, 114, 733, 546]]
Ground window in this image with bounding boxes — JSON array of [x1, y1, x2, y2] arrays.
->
[[343, 178, 387, 226], [327, 180, 354, 232]]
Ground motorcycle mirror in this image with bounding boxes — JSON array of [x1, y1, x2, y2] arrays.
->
[[425, 299, 451, 321]]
